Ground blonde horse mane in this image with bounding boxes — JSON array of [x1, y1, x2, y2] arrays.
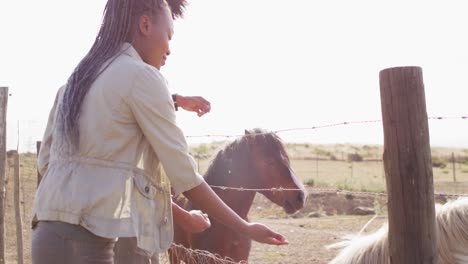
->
[[329, 197, 468, 264]]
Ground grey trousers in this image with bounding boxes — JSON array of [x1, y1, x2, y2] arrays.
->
[[32, 221, 159, 264], [114, 237, 159, 264], [32, 221, 116, 264]]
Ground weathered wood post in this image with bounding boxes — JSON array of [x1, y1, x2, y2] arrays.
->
[[0, 87, 8, 264], [13, 152, 23, 264], [315, 151, 319, 179], [452, 152, 456, 183], [379, 67, 437, 263]]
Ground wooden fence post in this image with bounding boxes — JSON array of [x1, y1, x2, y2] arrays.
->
[[13, 152, 23, 264], [379, 67, 437, 263], [452, 152, 456, 183], [315, 151, 319, 179], [0, 87, 8, 264]]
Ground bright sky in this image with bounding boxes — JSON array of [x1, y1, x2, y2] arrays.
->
[[1, 0, 467, 151]]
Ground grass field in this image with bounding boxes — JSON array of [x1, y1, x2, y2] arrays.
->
[[194, 143, 468, 195], [3, 144, 468, 263]]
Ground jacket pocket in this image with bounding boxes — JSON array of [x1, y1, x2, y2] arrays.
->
[[133, 171, 162, 199], [131, 171, 173, 256]]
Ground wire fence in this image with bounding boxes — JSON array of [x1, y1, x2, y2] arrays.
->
[[185, 115, 467, 139], [170, 115, 468, 263], [6, 115, 467, 153], [210, 185, 468, 199], [161, 243, 247, 264], [2, 115, 467, 263]]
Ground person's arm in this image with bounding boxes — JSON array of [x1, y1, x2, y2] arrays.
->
[[128, 66, 287, 245], [172, 94, 211, 117], [183, 182, 288, 245], [170, 94, 212, 232], [172, 201, 211, 233], [37, 87, 62, 176], [169, 94, 285, 244]]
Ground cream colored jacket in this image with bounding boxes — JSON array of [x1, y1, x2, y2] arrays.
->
[[33, 43, 204, 255]]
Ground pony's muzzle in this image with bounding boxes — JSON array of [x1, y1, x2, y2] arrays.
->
[[283, 189, 306, 214], [297, 190, 306, 205]]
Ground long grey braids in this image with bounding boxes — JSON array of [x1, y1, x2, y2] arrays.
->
[[55, 0, 186, 154]]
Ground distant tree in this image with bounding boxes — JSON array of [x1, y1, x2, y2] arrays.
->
[[432, 157, 447, 169], [347, 153, 363, 162]]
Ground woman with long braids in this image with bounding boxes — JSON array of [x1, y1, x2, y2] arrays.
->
[[32, 0, 288, 263]]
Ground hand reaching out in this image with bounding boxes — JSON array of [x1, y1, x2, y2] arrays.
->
[[175, 95, 211, 117], [180, 210, 211, 234], [245, 222, 289, 245], [182, 182, 289, 247]]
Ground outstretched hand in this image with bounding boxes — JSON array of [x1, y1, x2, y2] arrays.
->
[[245, 222, 289, 245], [181, 210, 211, 234], [176, 95, 211, 117]]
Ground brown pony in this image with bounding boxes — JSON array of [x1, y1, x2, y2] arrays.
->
[[170, 128, 306, 263]]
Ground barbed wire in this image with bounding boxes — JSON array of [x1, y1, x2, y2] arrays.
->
[[209, 185, 305, 192], [9, 115, 467, 152], [209, 185, 388, 196], [8, 115, 468, 264], [273, 119, 382, 134], [164, 243, 246, 264], [186, 115, 467, 139], [165, 184, 468, 264], [209, 185, 468, 199], [429, 116, 468, 120]]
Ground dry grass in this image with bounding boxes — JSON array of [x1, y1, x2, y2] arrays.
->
[[4, 153, 37, 263], [194, 143, 468, 195], [3, 144, 468, 263], [249, 216, 389, 264]]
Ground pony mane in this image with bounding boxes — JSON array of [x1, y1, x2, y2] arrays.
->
[[329, 197, 468, 264], [203, 128, 288, 186], [203, 137, 249, 186], [328, 225, 389, 264]]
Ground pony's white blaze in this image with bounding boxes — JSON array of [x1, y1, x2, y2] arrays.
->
[[329, 198, 468, 264]]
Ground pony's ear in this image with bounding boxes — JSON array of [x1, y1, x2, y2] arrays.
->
[[244, 129, 256, 145]]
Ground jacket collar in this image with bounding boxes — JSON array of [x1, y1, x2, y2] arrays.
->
[[120, 42, 143, 62]]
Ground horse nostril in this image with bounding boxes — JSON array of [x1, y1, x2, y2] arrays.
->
[[298, 191, 305, 203]]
